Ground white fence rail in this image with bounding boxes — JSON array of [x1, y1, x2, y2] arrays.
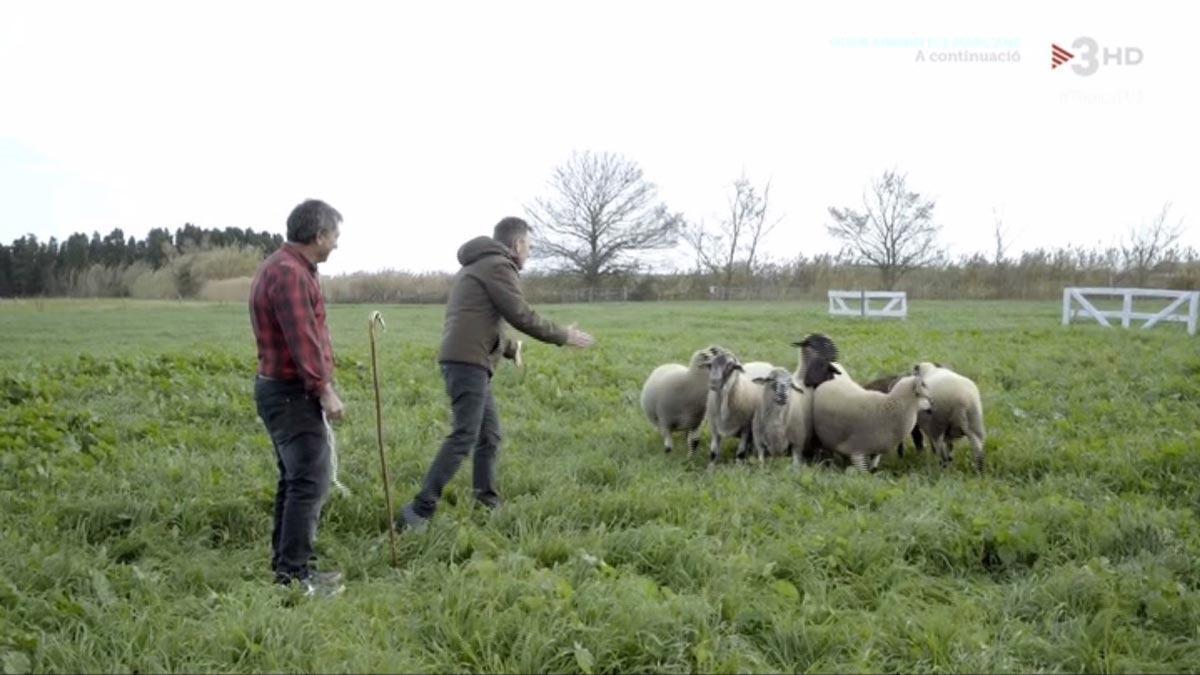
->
[[828, 290, 908, 319], [1062, 287, 1198, 336]]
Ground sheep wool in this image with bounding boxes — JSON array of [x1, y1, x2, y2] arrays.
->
[[913, 362, 987, 473], [811, 365, 932, 472], [706, 351, 766, 465], [640, 346, 721, 457], [751, 367, 797, 463]]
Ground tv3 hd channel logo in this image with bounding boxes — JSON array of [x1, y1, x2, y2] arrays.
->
[[1051, 37, 1143, 75]]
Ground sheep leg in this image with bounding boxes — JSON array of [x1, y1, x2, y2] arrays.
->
[[849, 453, 869, 473], [686, 428, 701, 458], [911, 425, 925, 452], [969, 433, 985, 474], [660, 427, 674, 454], [869, 453, 882, 472], [709, 434, 721, 466], [938, 437, 954, 469], [735, 432, 751, 462]]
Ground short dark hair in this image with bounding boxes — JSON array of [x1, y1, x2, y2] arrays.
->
[[287, 199, 342, 244], [493, 217, 530, 249]]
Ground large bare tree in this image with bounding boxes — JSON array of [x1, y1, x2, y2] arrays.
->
[[524, 151, 681, 294], [1121, 202, 1185, 285], [827, 170, 943, 290], [683, 175, 781, 298]]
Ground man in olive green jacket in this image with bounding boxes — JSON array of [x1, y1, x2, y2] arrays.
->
[[400, 217, 594, 530]]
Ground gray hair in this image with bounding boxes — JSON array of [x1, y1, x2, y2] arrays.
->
[[287, 199, 342, 244]]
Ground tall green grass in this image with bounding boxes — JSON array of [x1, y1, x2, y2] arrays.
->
[[1, 299, 1198, 672]]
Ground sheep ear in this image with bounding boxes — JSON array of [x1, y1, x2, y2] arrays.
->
[[830, 364, 842, 376], [790, 382, 805, 393], [752, 377, 768, 384], [733, 363, 744, 372]]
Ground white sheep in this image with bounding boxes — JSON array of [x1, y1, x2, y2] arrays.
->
[[750, 367, 799, 463], [862, 374, 926, 457], [747, 366, 820, 468], [706, 350, 765, 465], [783, 377, 818, 468], [913, 362, 987, 473], [741, 361, 778, 382], [640, 346, 722, 457], [806, 357, 932, 472]]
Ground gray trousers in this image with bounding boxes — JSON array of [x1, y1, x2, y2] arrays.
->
[[411, 362, 501, 518]]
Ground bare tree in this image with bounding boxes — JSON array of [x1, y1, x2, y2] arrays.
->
[[827, 170, 943, 290], [525, 151, 681, 295], [989, 207, 1015, 297], [682, 175, 781, 298], [1120, 202, 1186, 285], [992, 207, 1011, 266]]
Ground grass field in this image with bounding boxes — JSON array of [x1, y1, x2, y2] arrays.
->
[[2, 298, 1199, 673]]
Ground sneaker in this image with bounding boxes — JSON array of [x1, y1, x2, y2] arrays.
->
[[397, 503, 429, 534], [474, 491, 503, 511], [298, 570, 345, 598]]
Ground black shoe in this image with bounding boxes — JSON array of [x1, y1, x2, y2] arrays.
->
[[397, 503, 429, 533], [475, 495, 503, 511]]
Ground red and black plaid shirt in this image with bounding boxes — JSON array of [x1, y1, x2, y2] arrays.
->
[[249, 244, 334, 393]]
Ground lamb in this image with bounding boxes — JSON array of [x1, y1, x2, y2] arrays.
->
[[912, 362, 987, 473], [640, 345, 723, 457], [706, 350, 766, 465], [750, 367, 802, 463], [747, 366, 822, 467], [862, 374, 926, 457], [806, 357, 932, 473]]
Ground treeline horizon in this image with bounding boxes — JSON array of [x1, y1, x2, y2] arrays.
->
[[2, 225, 1198, 303]]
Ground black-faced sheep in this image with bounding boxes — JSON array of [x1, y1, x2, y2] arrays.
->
[[792, 333, 848, 384]]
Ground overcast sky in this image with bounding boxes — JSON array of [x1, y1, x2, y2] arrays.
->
[[1, 0, 1195, 275]]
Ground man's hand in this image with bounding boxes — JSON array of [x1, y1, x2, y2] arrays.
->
[[319, 384, 346, 422], [514, 340, 524, 368], [565, 323, 595, 348]]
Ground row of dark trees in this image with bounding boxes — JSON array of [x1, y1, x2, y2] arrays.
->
[[0, 225, 282, 296]]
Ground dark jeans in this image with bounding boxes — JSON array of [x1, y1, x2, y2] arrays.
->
[[411, 362, 501, 519], [254, 376, 331, 582]]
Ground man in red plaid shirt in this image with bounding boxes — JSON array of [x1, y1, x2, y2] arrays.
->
[[250, 199, 346, 597]]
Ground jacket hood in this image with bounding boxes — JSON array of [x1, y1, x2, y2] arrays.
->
[[457, 236, 514, 267]]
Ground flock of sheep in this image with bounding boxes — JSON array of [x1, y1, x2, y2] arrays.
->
[[639, 334, 987, 474]]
